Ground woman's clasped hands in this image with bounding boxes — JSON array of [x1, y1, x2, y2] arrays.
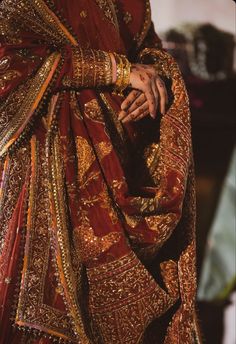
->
[[118, 64, 168, 123]]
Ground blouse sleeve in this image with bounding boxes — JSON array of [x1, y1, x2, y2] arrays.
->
[[0, 39, 114, 102]]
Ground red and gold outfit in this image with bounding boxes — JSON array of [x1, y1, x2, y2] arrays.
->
[[0, 1, 202, 343]]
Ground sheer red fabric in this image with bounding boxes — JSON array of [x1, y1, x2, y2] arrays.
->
[[0, 1, 201, 343]]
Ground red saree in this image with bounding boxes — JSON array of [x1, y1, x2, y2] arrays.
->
[[0, 0, 202, 343]]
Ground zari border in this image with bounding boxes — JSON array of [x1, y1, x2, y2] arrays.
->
[[0, 52, 61, 158], [32, 0, 78, 46], [135, 0, 152, 48], [0, 0, 78, 47], [15, 135, 75, 342], [46, 122, 90, 343], [0, 156, 10, 210]]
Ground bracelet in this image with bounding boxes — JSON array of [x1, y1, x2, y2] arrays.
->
[[113, 53, 131, 95]]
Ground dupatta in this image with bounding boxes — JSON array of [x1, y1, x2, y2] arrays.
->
[[0, 0, 202, 343]]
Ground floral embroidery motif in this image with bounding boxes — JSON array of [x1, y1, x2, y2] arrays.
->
[[0, 56, 21, 90], [84, 99, 104, 123], [76, 136, 96, 185], [95, 0, 119, 30], [74, 224, 121, 262], [123, 11, 132, 24]]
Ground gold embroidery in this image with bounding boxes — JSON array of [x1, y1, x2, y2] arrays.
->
[[76, 136, 113, 185], [145, 214, 179, 248], [80, 10, 88, 18], [15, 136, 75, 341], [95, 0, 119, 31], [123, 11, 132, 24], [130, 196, 158, 215], [70, 91, 83, 121], [74, 224, 121, 263], [160, 260, 179, 299], [134, 0, 152, 48], [87, 251, 179, 344], [143, 142, 160, 172], [98, 185, 119, 224], [0, 56, 10, 71], [46, 128, 90, 342], [95, 141, 112, 161], [0, 17, 22, 44], [0, 70, 21, 90], [63, 47, 112, 88], [0, 52, 61, 157], [0, 0, 76, 46], [123, 213, 142, 229], [0, 55, 22, 90], [139, 48, 191, 179], [84, 99, 104, 123], [0, 147, 29, 258], [75, 136, 95, 185], [99, 92, 130, 165]]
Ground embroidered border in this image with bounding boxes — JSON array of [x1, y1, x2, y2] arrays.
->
[[0, 52, 61, 157], [47, 127, 90, 343], [15, 136, 75, 341], [87, 251, 178, 344], [134, 0, 152, 48]]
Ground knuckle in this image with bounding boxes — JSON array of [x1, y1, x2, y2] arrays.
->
[[149, 66, 155, 73]]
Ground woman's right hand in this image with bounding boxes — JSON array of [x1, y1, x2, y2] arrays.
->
[[120, 64, 168, 121]]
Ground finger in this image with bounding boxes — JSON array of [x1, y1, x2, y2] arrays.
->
[[118, 110, 127, 121], [156, 78, 167, 114], [134, 109, 150, 122], [120, 90, 140, 111], [122, 101, 149, 123], [126, 93, 146, 114], [151, 79, 159, 119], [118, 90, 141, 121], [164, 82, 169, 105], [144, 85, 156, 119]]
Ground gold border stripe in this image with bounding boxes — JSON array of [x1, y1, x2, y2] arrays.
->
[[0, 52, 61, 157], [38, 0, 78, 46]]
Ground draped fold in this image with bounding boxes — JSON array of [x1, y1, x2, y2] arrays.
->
[[0, 1, 202, 343]]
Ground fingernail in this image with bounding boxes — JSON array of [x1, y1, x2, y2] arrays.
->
[[118, 111, 125, 120], [122, 117, 129, 123], [121, 104, 128, 111], [151, 113, 156, 119]]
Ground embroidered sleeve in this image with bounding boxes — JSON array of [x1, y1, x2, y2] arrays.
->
[[61, 46, 113, 90]]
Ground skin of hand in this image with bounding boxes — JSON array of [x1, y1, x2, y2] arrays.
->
[[118, 64, 168, 123]]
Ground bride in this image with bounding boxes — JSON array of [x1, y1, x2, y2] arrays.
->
[[0, 1, 201, 343]]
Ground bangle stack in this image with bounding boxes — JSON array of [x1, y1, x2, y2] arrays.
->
[[113, 53, 131, 95]]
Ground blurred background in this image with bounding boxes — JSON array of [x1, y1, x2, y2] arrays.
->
[[150, 1, 236, 343]]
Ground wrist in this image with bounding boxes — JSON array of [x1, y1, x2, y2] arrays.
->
[[112, 53, 131, 95], [109, 53, 117, 84]]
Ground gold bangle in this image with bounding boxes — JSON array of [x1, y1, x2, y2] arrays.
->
[[113, 52, 131, 95], [120, 55, 131, 89]]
